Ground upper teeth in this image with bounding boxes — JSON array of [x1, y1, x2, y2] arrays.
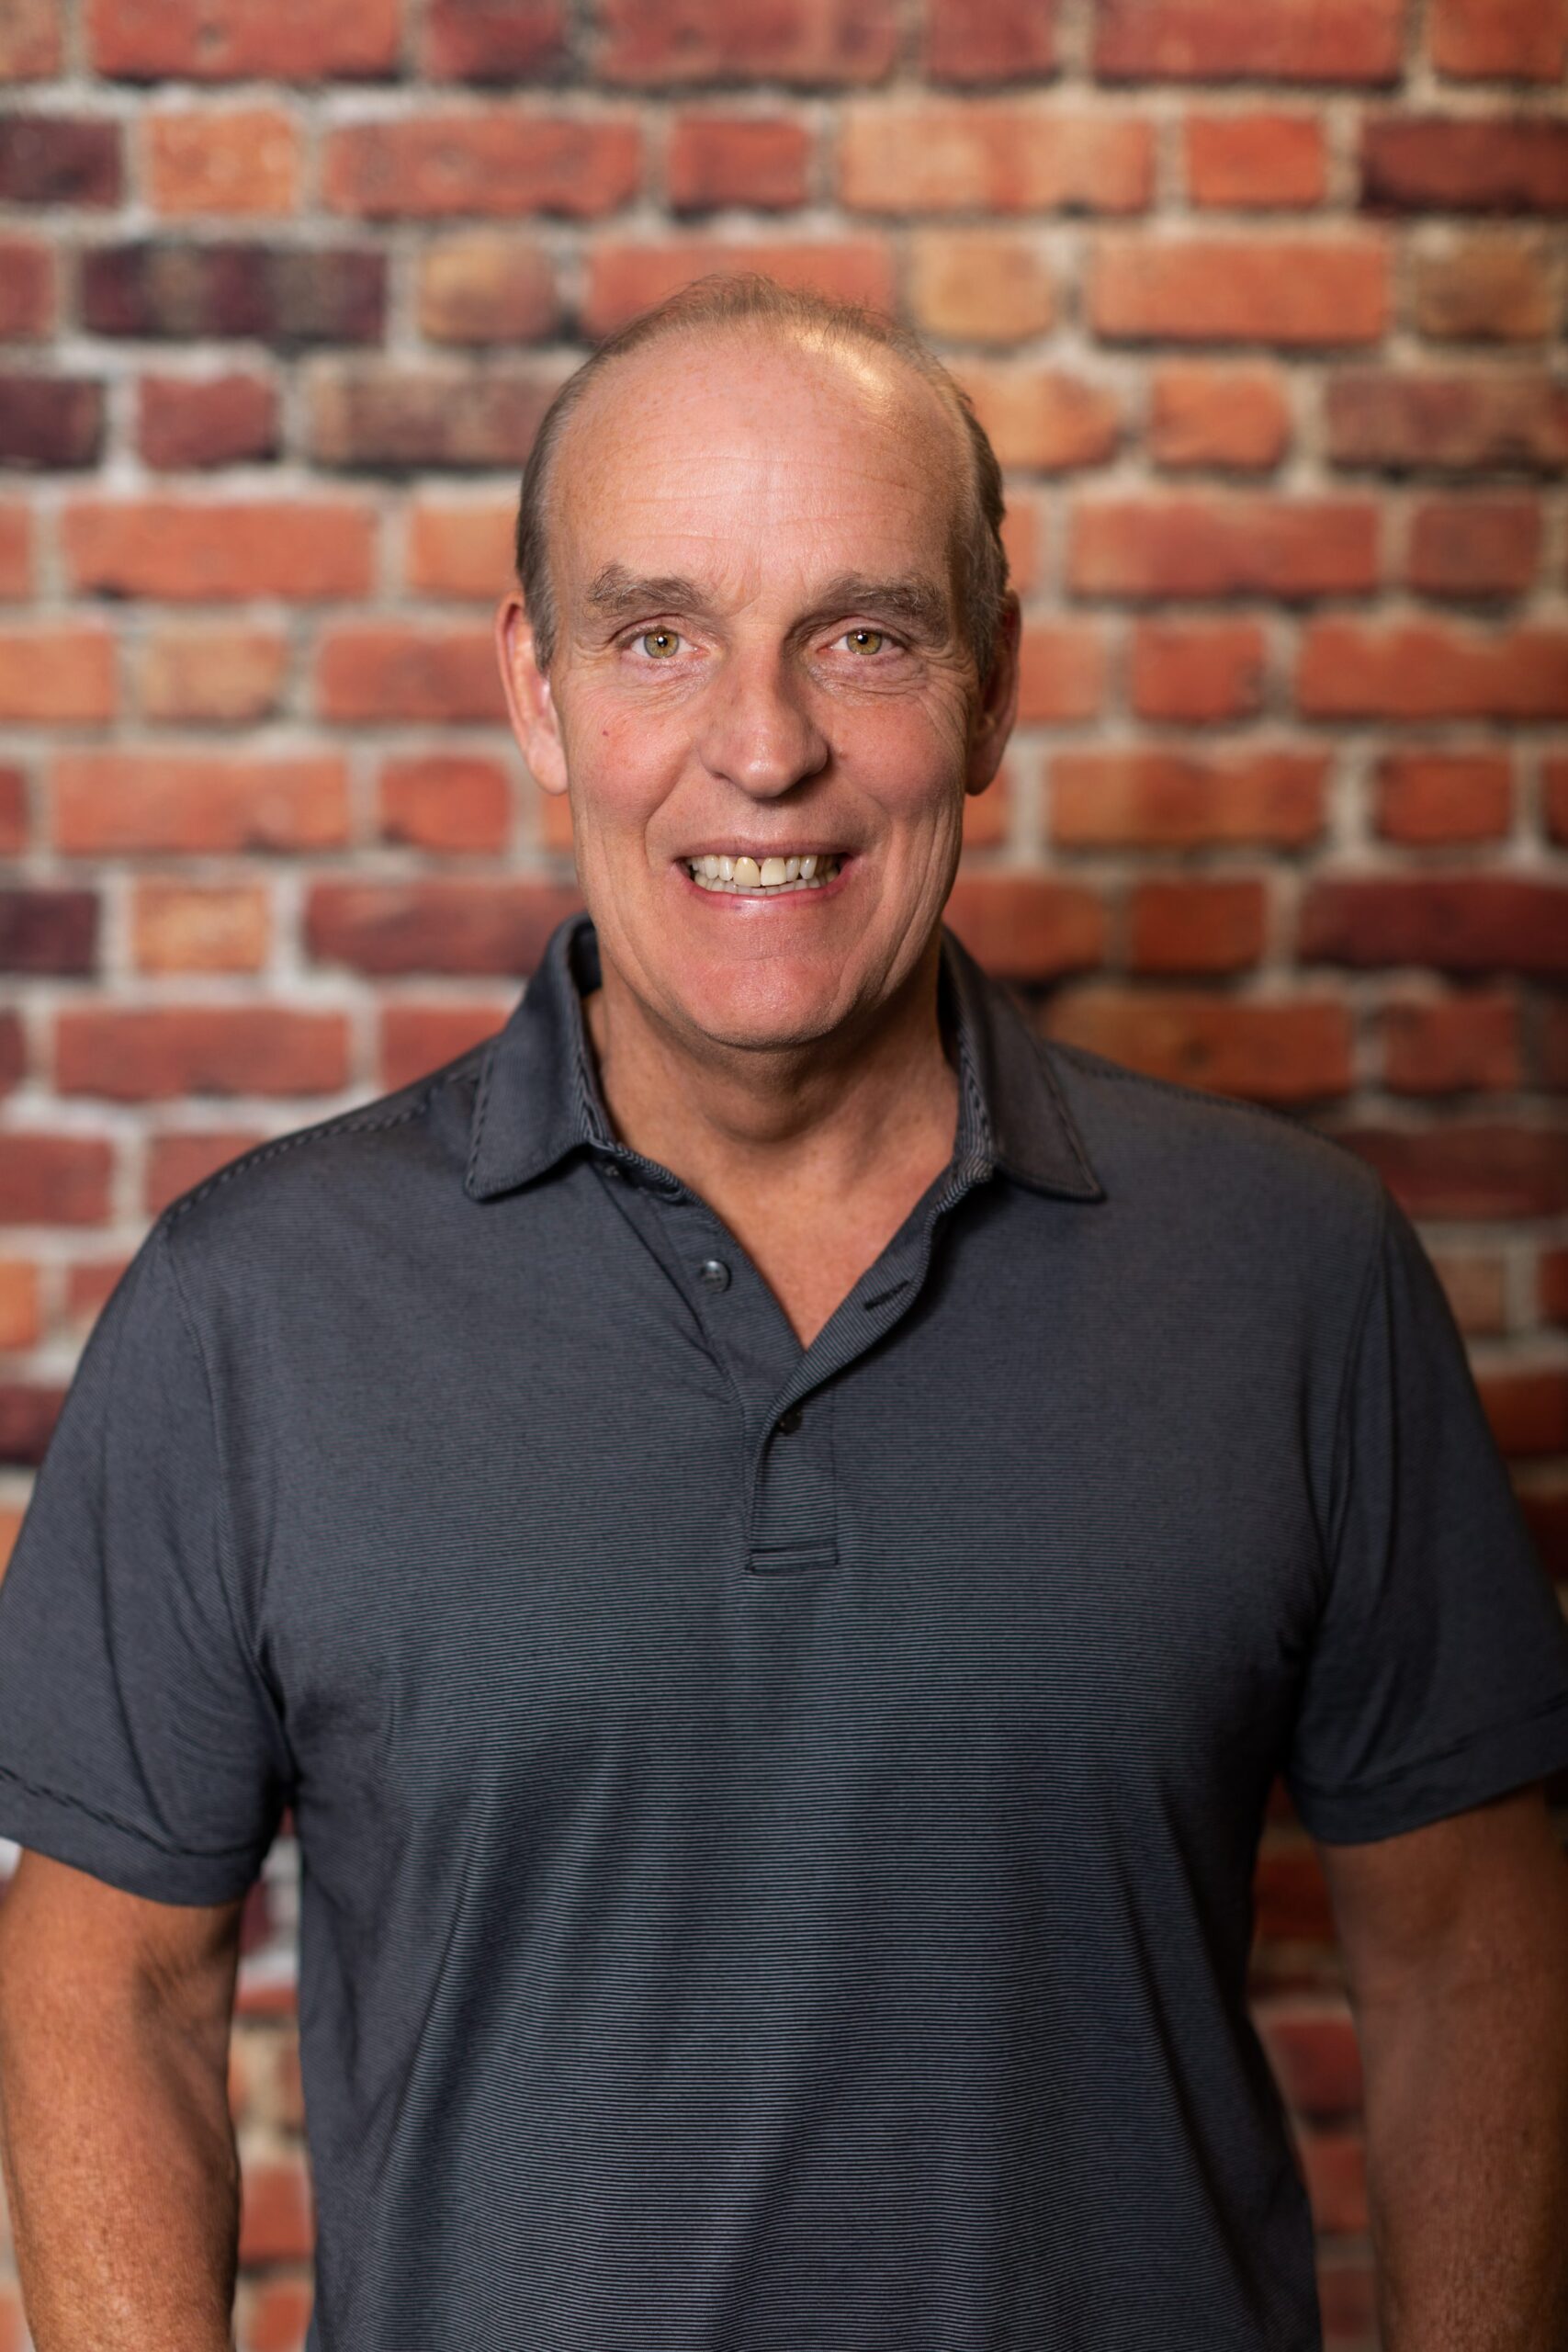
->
[[687, 853, 840, 893]]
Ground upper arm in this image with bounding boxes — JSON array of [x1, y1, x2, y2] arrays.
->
[[1316, 1781, 1568, 2015]]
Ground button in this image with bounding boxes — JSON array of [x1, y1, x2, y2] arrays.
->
[[775, 1403, 804, 1434], [696, 1258, 730, 1292]]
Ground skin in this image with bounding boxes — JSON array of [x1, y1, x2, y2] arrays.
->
[[1, 320, 1563, 2351]]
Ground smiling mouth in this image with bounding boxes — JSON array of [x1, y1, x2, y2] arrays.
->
[[683, 853, 842, 896]]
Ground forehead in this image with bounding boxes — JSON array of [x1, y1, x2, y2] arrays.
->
[[550, 327, 966, 599]]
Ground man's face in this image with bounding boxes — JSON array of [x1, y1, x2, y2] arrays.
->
[[497, 328, 1018, 1060]]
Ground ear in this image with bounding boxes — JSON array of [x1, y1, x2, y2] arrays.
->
[[964, 592, 1021, 800], [495, 592, 568, 797]]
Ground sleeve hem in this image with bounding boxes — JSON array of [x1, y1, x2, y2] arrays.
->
[[1289, 1693, 1568, 1846], [0, 1759, 266, 1905]]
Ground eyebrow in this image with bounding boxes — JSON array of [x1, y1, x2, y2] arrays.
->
[[580, 563, 953, 642]]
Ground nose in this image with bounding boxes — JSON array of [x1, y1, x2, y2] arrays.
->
[[694, 643, 829, 799]]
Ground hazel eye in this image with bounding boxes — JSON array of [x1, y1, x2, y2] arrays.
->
[[638, 628, 682, 660], [842, 628, 886, 655]]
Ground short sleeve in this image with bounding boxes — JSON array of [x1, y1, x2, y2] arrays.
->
[[0, 1213, 291, 1902], [1285, 1179, 1568, 1845]]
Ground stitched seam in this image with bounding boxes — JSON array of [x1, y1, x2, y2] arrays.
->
[[0, 1757, 259, 1861], [1292, 1690, 1568, 1799]]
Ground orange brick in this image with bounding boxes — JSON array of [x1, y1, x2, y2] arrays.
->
[[382, 1001, 512, 1091], [1297, 620, 1568, 719], [138, 625, 289, 723], [238, 2155, 317, 2263], [1413, 235, 1553, 343], [314, 626, 507, 722], [1148, 364, 1292, 470], [56, 1006, 351, 1101], [51, 752, 349, 854], [131, 882, 270, 972], [62, 499, 375, 602], [667, 114, 811, 211], [405, 497, 516, 600], [582, 239, 895, 338], [922, 0, 1055, 80], [1051, 747, 1326, 847], [1015, 622, 1107, 721], [957, 364, 1120, 469], [378, 754, 512, 852], [0, 503, 34, 599], [89, 0, 400, 79], [840, 105, 1152, 214], [1430, 0, 1568, 80], [1185, 115, 1326, 209], [999, 494, 1043, 595], [942, 875, 1105, 979], [322, 114, 642, 219], [417, 236, 559, 345], [0, 0, 62, 78], [1374, 750, 1512, 842], [1068, 495, 1377, 599], [0, 627, 115, 722], [1092, 235, 1390, 345], [1130, 876, 1267, 971], [145, 107, 301, 216], [1132, 619, 1267, 720], [908, 232, 1055, 343], [0, 1261, 40, 1350], [1046, 989, 1350, 1102]]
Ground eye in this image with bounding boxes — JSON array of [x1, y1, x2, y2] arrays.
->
[[840, 628, 886, 656], [637, 628, 682, 660]]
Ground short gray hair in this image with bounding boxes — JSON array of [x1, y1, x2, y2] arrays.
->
[[513, 273, 1010, 683]]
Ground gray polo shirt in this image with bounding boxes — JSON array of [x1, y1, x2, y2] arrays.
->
[[2, 909, 1566, 2351]]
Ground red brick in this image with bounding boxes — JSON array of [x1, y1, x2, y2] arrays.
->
[[137, 373, 278, 469], [314, 626, 507, 722], [1068, 496, 1377, 599], [1360, 116, 1568, 212], [0, 114, 121, 203], [1094, 0, 1402, 82], [956, 366, 1120, 469], [238, 2156, 316, 2264], [961, 766, 1010, 850], [1325, 370, 1568, 472], [321, 113, 641, 219], [0, 240, 53, 339], [1430, 0, 1568, 80], [0, 504, 34, 600], [417, 237, 559, 345], [583, 238, 895, 337], [1343, 1125, 1568, 1219], [306, 880, 585, 973], [840, 105, 1152, 214], [88, 0, 400, 79], [0, 766, 28, 854], [1382, 990, 1521, 1093], [1542, 1250, 1568, 1325], [0, 628, 115, 722], [1185, 115, 1326, 209], [1297, 620, 1568, 720], [0, 888, 98, 974], [1130, 877, 1267, 972], [57, 1007, 350, 1101], [378, 755, 511, 852], [1051, 747, 1326, 848], [1407, 498, 1540, 598], [942, 876, 1105, 980], [1317, 2255, 1378, 2347], [132, 881, 269, 972], [382, 1002, 512, 1091], [1375, 751, 1512, 842], [908, 232, 1055, 342], [0, 0, 61, 78], [1014, 623, 1107, 721], [1255, 2002, 1363, 2119], [138, 626, 288, 723], [145, 1131, 267, 1216], [1546, 757, 1568, 846], [1147, 364, 1292, 470], [422, 0, 567, 80], [1132, 620, 1266, 721], [1091, 235, 1389, 345], [1299, 2131, 1367, 2236], [0, 1261, 41, 1351], [1426, 1243, 1509, 1333], [1299, 876, 1568, 975], [80, 243, 385, 344], [923, 0, 1055, 80], [146, 107, 301, 216], [1414, 234, 1552, 342], [405, 497, 514, 600], [0, 1136, 111, 1225], [596, 0, 897, 85], [239, 2275, 316, 2352], [668, 114, 811, 211], [1479, 1367, 1568, 1458], [0, 372, 103, 466], [309, 363, 567, 470], [1253, 1840, 1337, 1942], [1043, 992, 1354, 1101], [51, 752, 348, 854], [62, 499, 375, 601], [999, 496, 1043, 595], [0, 1385, 67, 1467]]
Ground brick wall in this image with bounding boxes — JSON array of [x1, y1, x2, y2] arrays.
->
[[1, 0, 1565, 2343]]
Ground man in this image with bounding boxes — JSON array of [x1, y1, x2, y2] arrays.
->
[[0, 275, 1565, 2352]]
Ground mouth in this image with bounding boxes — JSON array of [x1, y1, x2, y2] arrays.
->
[[680, 852, 845, 898]]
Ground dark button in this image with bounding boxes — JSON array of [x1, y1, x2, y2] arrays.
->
[[696, 1258, 730, 1292], [775, 1403, 804, 1434]]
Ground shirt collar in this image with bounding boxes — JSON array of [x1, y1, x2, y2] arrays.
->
[[463, 909, 1105, 1205]]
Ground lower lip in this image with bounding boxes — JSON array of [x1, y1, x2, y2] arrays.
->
[[676, 859, 853, 908]]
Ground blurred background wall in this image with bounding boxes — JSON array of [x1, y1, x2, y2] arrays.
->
[[0, 0, 1565, 2345]]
